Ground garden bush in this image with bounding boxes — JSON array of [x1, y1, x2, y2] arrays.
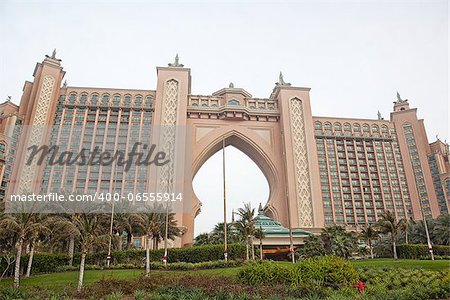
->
[[357, 267, 450, 300], [396, 244, 450, 259], [238, 255, 357, 289], [73, 243, 246, 265], [1, 243, 246, 275]]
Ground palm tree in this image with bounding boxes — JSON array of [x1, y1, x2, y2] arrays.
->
[[376, 211, 406, 260], [209, 222, 236, 244], [194, 233, 211, 246], [0, 211, 48, 288], [254, 227, 265, 260], [299, 234, 326, 258], [140, 205, 181, 276], [360, 224, 379, 259], [431, 214, 449, 245], [113, 201, 145, 250], [236, 203, 256, 260], [321, 225, 356, 258], [58, 212, 108, 292]]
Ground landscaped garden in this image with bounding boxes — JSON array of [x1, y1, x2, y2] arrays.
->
[[0, 205, 448, 299], [0, 257, 449, 299]]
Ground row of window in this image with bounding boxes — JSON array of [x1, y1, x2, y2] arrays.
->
[[315, 121, 394, 135]]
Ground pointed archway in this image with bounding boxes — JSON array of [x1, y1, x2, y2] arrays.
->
[[193, 145, 270, 236]]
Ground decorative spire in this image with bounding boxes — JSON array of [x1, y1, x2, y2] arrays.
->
[[62, 80, 67, 88], [377, 110, 383, 120], [45, 48, 61, 61], [229, 82, 234, 88], [276, 71, 291, 86], [168, 53, 184, 67], [258, 203, 264, 215], [6, 95, 11, 102], [396, 91, 407, 103]]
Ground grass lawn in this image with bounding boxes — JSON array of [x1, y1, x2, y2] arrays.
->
[[0, 267, 240, 291], [351, 258, 450, 271], [0, 259, 448, 292]]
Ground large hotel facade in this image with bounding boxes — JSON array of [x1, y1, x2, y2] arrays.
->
[[0, 52, 448, 246]]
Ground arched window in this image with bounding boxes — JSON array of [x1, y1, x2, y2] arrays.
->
[[381, 125, 389, 133], [113, 94, 121, 105], [353, 123, 361, 132], [314, 121, 322, 130], [227, 99, 240, 106], [124, 95, 132, 104], [91, 94, 99, 105], [362, 124, 370, 132], [145, 96, 153, 107], [324, 122, 332, 131], [102, 94, 110, 103], [69, 93, 77, 103], [80, 93, 87, 104], [372, 124, 379, 133], [343, 123, 351, 132], [334, 122, 342, 131]]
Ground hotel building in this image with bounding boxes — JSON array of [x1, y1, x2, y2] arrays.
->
[[1, 52, 448, 246]]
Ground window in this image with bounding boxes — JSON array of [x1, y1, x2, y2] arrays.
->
[[353, 124, 361, 132], [227, 99, 239, 105], [314, 122, 322, 130], [334, 123, 342, 131]]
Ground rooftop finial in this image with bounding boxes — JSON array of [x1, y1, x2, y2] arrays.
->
[[168, 53, 184, 67], [258, 203, 264, 214], [276, 71, 291, 86], [6, 96, 11, 102], [45, 48, 61, 61], [62, 80, 67, 88], [229, 82, 234, 88], [377, 110, 383, 120], [396, 91, 407, 103]]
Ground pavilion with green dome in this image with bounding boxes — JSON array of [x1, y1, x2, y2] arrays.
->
[[252, 204, 311, 259]]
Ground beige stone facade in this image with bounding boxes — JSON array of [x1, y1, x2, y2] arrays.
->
[[3, 53, 448, 246]]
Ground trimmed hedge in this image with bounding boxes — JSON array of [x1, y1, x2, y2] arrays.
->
[[0, 243, 246, 275], [74, 243, 246, 265], [238, 255, 357, 289], [0, 253, 70, 276], [397, 244, 450, 259]]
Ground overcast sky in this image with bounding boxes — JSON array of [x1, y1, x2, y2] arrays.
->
[[0, 0, 448, 235]]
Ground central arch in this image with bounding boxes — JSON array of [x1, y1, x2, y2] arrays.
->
[[180, 123, 287, 246]]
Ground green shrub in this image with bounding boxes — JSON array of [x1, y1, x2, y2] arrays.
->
[[292, 256, 357, 288], [238, 256, 357, 290], [396, 244, 450, 259], [357, 267, 450, 300], [73, 243, 246, 265]]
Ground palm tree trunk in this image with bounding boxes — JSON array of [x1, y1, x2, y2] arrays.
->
[[392, 239, 398, 260], [117, 234, 122, 251], [245, 239, 249, 260], [25, 241, 35, 277], [13, 238, 23, 288], [145, 236, 151, 277], [127, 231, 132, 250], [251, 237, 255, 260], [369, 239, 374, 259], [77, 251, 86, 292], [68, 236, 75, 267], [260, 238, 263, 260]]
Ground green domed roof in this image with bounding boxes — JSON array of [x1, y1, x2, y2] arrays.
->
[[254, 207, 311, 236]]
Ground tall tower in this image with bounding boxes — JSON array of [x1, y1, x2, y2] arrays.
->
[[391, 93, 440, 219], [8, 51, 65, 196], [272, 74, 324, 230]]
